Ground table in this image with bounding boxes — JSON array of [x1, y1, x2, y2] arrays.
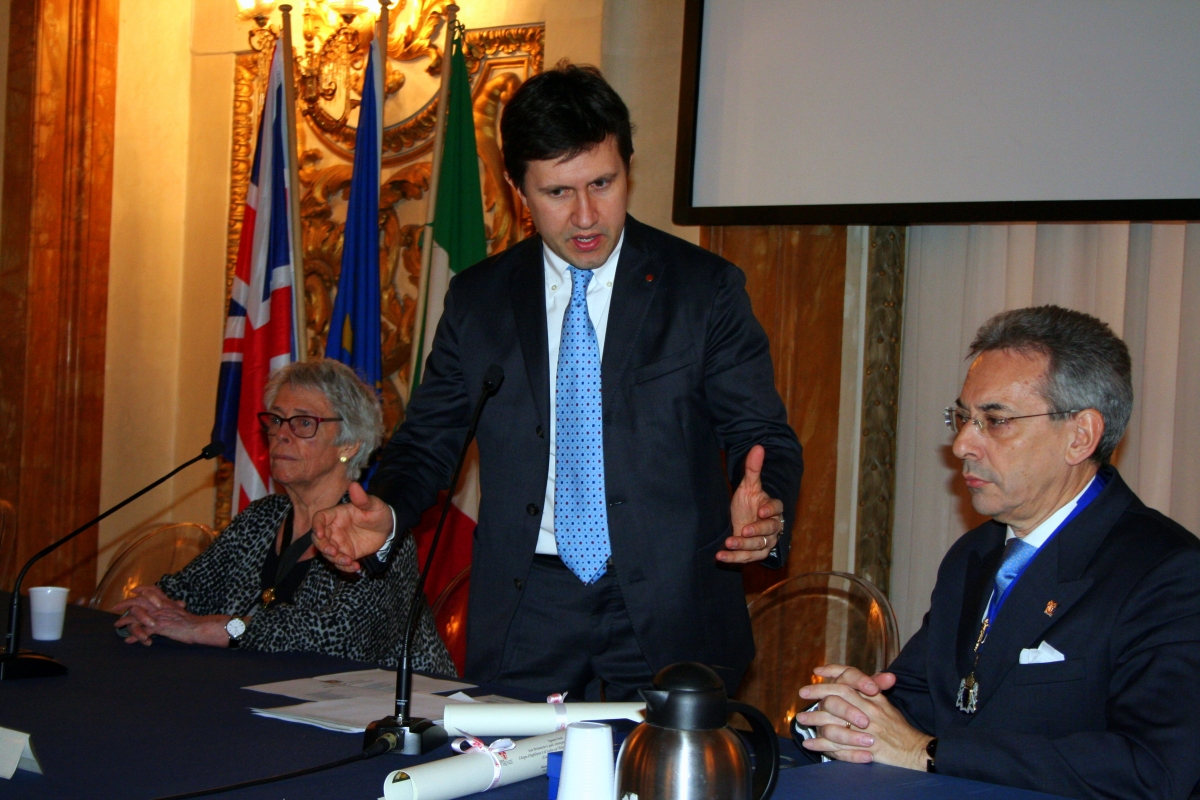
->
[[0, 599, 1067, 800]]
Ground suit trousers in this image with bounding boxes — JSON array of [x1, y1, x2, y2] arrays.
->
[[493, 554, 655, 701]]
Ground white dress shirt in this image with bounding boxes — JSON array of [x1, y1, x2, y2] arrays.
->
[[535, 232, 625, 555], [376, 231, 625, 562]]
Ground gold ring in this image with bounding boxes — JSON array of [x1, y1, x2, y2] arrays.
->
[[846, 722, 852, 729], [762, 536, 768, 548]]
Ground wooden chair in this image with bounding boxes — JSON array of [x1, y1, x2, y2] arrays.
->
[[0, 500, 16, 592], [90, 522, 216, 612], [736, 571, 900, 734], [431, 565, 471, 676]]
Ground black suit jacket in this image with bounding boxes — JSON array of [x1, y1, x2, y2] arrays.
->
[[883, 468, 1200, 799], [369, 216, 804, 687]]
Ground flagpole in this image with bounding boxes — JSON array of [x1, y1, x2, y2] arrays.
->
[[279, 4, 310, 361], [407, 3, 459, 399]]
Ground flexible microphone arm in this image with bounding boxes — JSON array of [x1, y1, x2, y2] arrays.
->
[[364, 364, 504, 754], [1, 438, 224, 680]]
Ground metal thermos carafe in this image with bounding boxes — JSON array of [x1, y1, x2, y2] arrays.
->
[[614, 662, 779, 800]]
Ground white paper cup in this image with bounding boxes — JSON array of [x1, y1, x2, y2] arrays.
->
[[28, 586, 69, 641], [557, 722, 614, 800]]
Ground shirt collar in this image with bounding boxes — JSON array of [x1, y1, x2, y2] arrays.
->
[[1006, 474, 1098, 550], [542, 229, 625, 288]]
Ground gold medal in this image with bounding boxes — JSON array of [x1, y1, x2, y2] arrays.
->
[[261, 587, 276, 606]]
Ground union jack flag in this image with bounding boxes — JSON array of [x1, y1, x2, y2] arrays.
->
[[212, 42, 297, 515]]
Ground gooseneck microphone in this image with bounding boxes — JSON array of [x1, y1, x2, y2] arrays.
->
[[0, 438, 225, 680], [364, 364, 505, 755]]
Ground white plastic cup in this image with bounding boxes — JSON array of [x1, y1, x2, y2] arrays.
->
[[557, 721, 614, 800], [28, 586, 69, 641]]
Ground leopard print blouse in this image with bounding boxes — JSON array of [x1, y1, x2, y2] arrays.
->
[[158, 493, 454, 675]]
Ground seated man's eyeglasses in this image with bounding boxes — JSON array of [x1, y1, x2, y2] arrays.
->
[[257, 412, 344, 439], [943, 406, 1078, 438]]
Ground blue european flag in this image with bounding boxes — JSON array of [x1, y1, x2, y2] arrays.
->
[[325, 37, 382, 388]]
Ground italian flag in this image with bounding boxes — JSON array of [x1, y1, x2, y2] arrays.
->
[[409, 29, 487, 673]]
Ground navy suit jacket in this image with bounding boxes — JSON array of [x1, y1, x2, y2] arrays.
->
[[368, 216, 804, 688], [880, 468, 1200, 799]]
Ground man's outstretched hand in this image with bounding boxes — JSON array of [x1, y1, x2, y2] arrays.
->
[[719, 444, 786, 564], [311, 482, 392, 573]]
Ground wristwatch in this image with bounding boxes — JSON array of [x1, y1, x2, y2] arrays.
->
[[225, 616, 247, 649], [925, 737, 939, 773]]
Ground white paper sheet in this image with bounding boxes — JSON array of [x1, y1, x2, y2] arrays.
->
[[244, 669, 473, 702], [250, 691, 464, 733], [0, 727, 41, 780]]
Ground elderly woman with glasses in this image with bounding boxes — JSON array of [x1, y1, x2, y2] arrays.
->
[[112, 359, 454, 674]]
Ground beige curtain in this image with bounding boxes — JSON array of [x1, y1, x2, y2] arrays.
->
[[890, 222, 1200, 642]]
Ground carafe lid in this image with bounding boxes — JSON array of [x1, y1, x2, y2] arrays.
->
[[639, 662, 728, 730]]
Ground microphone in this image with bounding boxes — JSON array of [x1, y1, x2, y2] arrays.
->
[[0, 437, 225, 680], [364, 364, 504, 755]]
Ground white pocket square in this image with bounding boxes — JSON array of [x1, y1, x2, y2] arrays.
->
[[1019, 640, 1065, 664]]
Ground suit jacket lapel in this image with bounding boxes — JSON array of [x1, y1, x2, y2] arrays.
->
[[510, 238, 550, 429], [964, 466, 1132, 718], [601, 217, 658, 405]]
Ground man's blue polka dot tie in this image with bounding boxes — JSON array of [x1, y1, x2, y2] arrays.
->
[[554, 266, 611, 584]]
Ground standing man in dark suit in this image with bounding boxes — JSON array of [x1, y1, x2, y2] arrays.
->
[[793, 306, 1200, 799], [312, 64, 803, 699]]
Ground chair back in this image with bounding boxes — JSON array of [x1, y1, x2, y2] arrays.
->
[[431, 565, 470, 676], [91, 522, 216, 611], [0, 500, 16, 592], [736, 571, 900, 734]]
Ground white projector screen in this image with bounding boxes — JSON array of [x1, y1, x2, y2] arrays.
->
[[674, 0, 1200, 225]]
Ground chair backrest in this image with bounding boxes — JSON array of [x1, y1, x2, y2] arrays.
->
[[431, 565, 470, 676], [736, 571, 900, 735], [91, 522, 216, 611], [0, 500, 16, 592]]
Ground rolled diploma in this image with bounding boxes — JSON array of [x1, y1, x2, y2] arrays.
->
[[383, 731, 566, 800], [442, 702, 644, 737]]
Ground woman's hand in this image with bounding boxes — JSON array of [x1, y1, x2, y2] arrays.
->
[[112, 590, 232, 648], [113, 586, 188, 645]]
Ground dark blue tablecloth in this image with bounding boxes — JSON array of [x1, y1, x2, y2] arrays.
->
[[0, 598, 1067, 800]]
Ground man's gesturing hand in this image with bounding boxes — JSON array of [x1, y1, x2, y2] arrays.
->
[[718, 444, 786, 564], [794, 664, 932, 770], [311, 482, 393, 573]]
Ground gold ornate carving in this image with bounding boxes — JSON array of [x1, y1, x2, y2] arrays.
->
[[219, 10, 543, 525], [855, 226, 906, 595]]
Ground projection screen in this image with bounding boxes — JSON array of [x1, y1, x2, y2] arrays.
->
[[673, 0, 1200, 225]]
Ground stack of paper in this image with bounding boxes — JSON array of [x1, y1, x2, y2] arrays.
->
[[242, 669, 500, 733]]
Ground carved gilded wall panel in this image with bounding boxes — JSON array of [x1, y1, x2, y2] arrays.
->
[[854, 226, 906, 595], [216, 4, 542, 529]]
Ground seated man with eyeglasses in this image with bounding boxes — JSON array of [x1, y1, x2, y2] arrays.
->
[[792, 306, 1200, 800], [112, 359, 454, 674]]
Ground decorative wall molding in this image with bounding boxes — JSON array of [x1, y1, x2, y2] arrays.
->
[[853, 226, 906, 595], [0, 0, 120, 593]]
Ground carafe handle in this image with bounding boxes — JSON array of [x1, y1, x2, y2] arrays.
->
[[727, 701, 780, 800]]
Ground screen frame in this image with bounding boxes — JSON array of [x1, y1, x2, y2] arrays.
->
[[672, 0, 1200, 226]]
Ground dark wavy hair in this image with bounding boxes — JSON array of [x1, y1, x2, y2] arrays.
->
[[969, 305, 1132, 464], [500, 61, 634, 189]]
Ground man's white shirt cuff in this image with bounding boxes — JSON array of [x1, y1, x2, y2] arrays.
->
[[376, 505, 398, 563]]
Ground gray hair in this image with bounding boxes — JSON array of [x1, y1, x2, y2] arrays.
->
[[968, 305, 1132, 464], [263, 359, 384, 478]]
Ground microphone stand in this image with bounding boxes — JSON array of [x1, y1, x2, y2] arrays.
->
[[0, 439, 224, 680], [364, 365, 504, 755]]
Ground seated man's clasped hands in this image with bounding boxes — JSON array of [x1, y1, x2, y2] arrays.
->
[[794, 306, 1200, 800], [795, 664, 930, 769], [112, 359, 453, 673]]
